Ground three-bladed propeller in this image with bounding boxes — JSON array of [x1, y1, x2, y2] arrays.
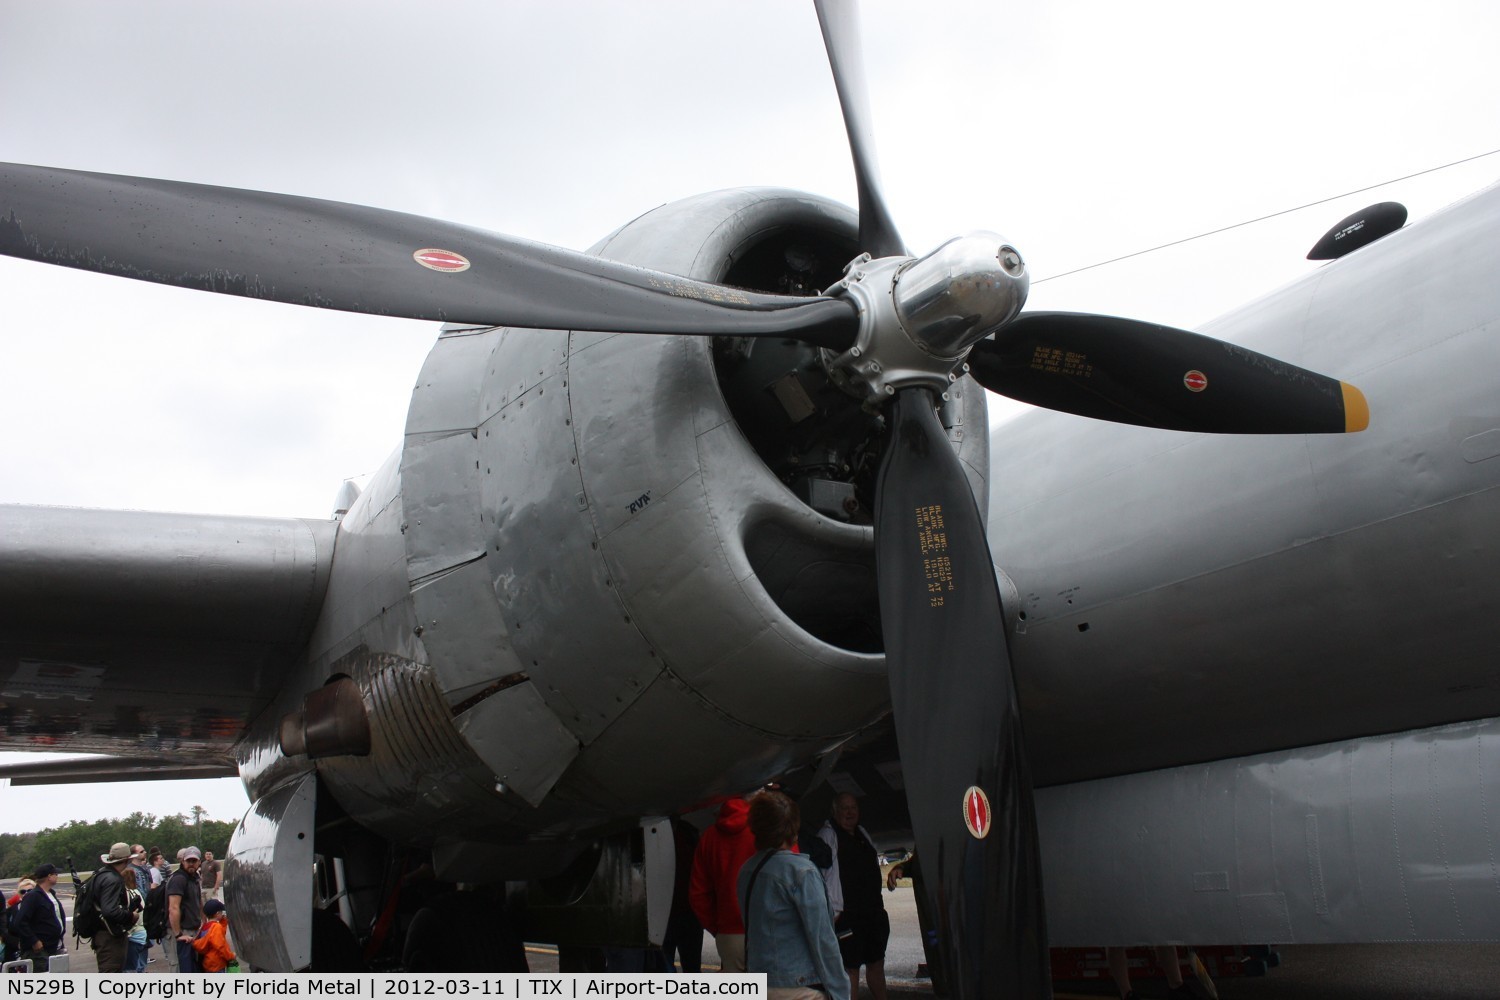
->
[[0, 3, 1370, 995]]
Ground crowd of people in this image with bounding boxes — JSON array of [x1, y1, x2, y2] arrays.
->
[[12, 792, 1198, 998], [0, 792, 887, 994], [2, 842, 231, 974], [688, 790, 889, 1000]]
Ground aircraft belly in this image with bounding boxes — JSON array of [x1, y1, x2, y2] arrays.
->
[[1038, 716, 1500, 945]]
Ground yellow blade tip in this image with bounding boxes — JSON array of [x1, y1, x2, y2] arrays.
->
[[1342, 382, 1369, 432]]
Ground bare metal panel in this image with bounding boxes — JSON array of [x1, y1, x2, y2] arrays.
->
[[407, 327, 505, 436], [481, 341, 660, 745], [403, 421, 516, 700], [402, 428, 487, 581], [566, 670, 833, 814], [454, 679, 579, 807], [401, 327, 523, 703], [412, 557, 526, 703], [1037, 718, 1500, 946], [226, 773, 315, 971], [303, 452, 413, 666], [568, 333, 757, 678]]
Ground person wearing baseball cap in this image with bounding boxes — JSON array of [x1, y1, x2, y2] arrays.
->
[[11, 864, 67, 967], [167, 847, 205, 972], [192, 899, 236, 972]]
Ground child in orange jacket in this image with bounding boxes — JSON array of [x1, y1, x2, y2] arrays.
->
[[193, 899, 236, 972]]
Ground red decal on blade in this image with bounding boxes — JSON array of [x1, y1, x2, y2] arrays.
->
[[963, 786, 991, 839], [1183, 370, 1208, 392], [413, 248, 471, 273]]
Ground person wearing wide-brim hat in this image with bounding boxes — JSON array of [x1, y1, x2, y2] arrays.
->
[[88, 842, 140, 972], [100, 842, 136, 866]]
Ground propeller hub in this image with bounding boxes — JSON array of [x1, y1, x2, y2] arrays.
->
[[823, 233, 1029, 403], [898, 233, 1029, 355]]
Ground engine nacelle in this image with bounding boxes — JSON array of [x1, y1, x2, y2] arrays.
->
[[238, 188, 990, 878]]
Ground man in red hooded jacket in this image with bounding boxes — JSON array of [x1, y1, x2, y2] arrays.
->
[[689, 797, 756, 973]]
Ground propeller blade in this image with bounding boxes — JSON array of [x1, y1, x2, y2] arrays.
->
[[874, 387, 1050, 1000], [967, 311, 1370, 434], [814, 0, 906, 259], [0, 162, 859, 348]]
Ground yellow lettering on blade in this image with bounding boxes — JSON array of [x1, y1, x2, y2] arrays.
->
[[915, 505, 956, 606], [1028, 344, 1092, 377]]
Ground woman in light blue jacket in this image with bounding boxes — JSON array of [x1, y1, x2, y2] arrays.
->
[[737, 792, 850, 1000]]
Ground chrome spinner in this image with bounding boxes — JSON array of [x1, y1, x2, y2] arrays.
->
[[824, 233, 1029, 403]]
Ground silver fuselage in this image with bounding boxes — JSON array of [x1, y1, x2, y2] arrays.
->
[[995, 178, 1500, 787], [996, 179, 1500, 946]]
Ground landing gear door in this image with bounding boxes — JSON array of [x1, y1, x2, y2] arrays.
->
[[643, 817, 673, 947], [226, 772, 317, 971]]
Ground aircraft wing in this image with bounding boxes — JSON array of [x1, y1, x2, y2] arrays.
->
[[0, 504, 335, 760], [0, 753, 237, 784]]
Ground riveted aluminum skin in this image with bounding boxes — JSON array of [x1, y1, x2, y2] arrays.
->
[[245, 187, 990, 856]]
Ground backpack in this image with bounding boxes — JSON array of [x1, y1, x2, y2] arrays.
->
[[4, 899, 22, 938], [143, 881, 169, 940], [71, 869, 107, 938]]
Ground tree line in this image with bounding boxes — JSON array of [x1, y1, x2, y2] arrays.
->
[[0, 811, 235, 879]]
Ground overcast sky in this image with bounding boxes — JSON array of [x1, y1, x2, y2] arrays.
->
[[2, 0, 1499, 834]]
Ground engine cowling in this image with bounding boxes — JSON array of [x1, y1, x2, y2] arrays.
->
[[241, 187, 991, 878]]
